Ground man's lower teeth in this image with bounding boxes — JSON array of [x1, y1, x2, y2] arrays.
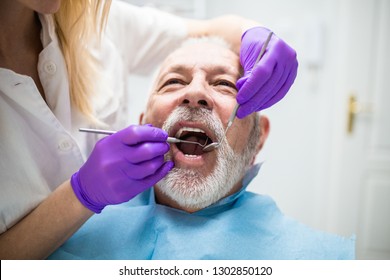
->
[[184, 154, 198, 158]]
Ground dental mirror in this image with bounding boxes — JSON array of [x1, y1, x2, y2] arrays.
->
[[202, 142, 220, 152], [164, 136, 211, 149]]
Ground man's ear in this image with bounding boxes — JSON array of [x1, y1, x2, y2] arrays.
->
[[139, 112, 145, 125], [256, 115, 270, 154], [249, 114, 270, 165]]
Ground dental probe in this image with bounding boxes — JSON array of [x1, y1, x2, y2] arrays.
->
[[224, 31, 274, 136], [78, 128, 207, 148], [203, 33, 274, 152]]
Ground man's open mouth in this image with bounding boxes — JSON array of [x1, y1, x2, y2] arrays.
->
[[174, 126, 215, 156]]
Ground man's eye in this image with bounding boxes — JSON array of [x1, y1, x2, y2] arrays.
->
[[163, 79, 184, 86], [158, 79, 186, 92], [214, 80, 237, 90]]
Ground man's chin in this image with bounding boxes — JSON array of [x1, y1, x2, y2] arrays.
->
[[155, 168, 228, 212]]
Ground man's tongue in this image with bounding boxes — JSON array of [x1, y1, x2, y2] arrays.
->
[[178, 136, 205, 155]]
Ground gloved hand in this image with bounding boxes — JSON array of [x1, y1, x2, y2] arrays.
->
[[236, 26, 298, 118], [71, 124, 173, 213]]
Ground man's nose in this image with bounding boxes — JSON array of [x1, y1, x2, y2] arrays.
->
[[180, 80, 214, 110]]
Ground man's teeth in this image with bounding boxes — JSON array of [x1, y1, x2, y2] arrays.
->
[[184, 154, 198, 158], [175, 127, 206, 138]]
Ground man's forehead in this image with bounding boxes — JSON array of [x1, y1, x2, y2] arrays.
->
[[159, 43, 240, 77]]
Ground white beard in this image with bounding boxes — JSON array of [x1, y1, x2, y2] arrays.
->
[[156, 107, 259, 210]]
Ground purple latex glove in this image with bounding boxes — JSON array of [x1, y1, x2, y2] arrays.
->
[[236, 27, 298, 118], [71, 125, 173, 213]]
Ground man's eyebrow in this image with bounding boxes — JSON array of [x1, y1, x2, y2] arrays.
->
[[210, 65, 241, 78], [163, 65, 188, 74], [161, 64, 241, 77], [157, 65, 188, 81]]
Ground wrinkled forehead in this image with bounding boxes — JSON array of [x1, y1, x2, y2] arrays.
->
[[156, 41, 241, 82]]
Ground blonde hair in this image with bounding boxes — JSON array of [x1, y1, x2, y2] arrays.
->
[[54, 0, 112, 122]]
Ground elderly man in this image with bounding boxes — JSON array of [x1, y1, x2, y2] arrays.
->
[[49, 38, 354, 260]]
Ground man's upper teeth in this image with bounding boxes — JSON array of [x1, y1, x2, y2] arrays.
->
[[175, 127, 205, 138]]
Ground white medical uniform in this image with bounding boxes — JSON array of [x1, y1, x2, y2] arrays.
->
[[0, 0, 186, 234]]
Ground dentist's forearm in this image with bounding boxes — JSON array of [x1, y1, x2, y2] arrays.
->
[[186, 15, 260, 53], [0, 180, 93, 259]]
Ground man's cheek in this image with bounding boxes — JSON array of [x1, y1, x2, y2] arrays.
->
[[151, 112, 167, 128]]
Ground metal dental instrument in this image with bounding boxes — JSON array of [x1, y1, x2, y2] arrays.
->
[[78, 128, 210, 149], [202, 32, 274, 152], [224, 31, 274, 136]]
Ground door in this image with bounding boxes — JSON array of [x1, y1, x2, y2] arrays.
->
[[327, 0, 390, 259]]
